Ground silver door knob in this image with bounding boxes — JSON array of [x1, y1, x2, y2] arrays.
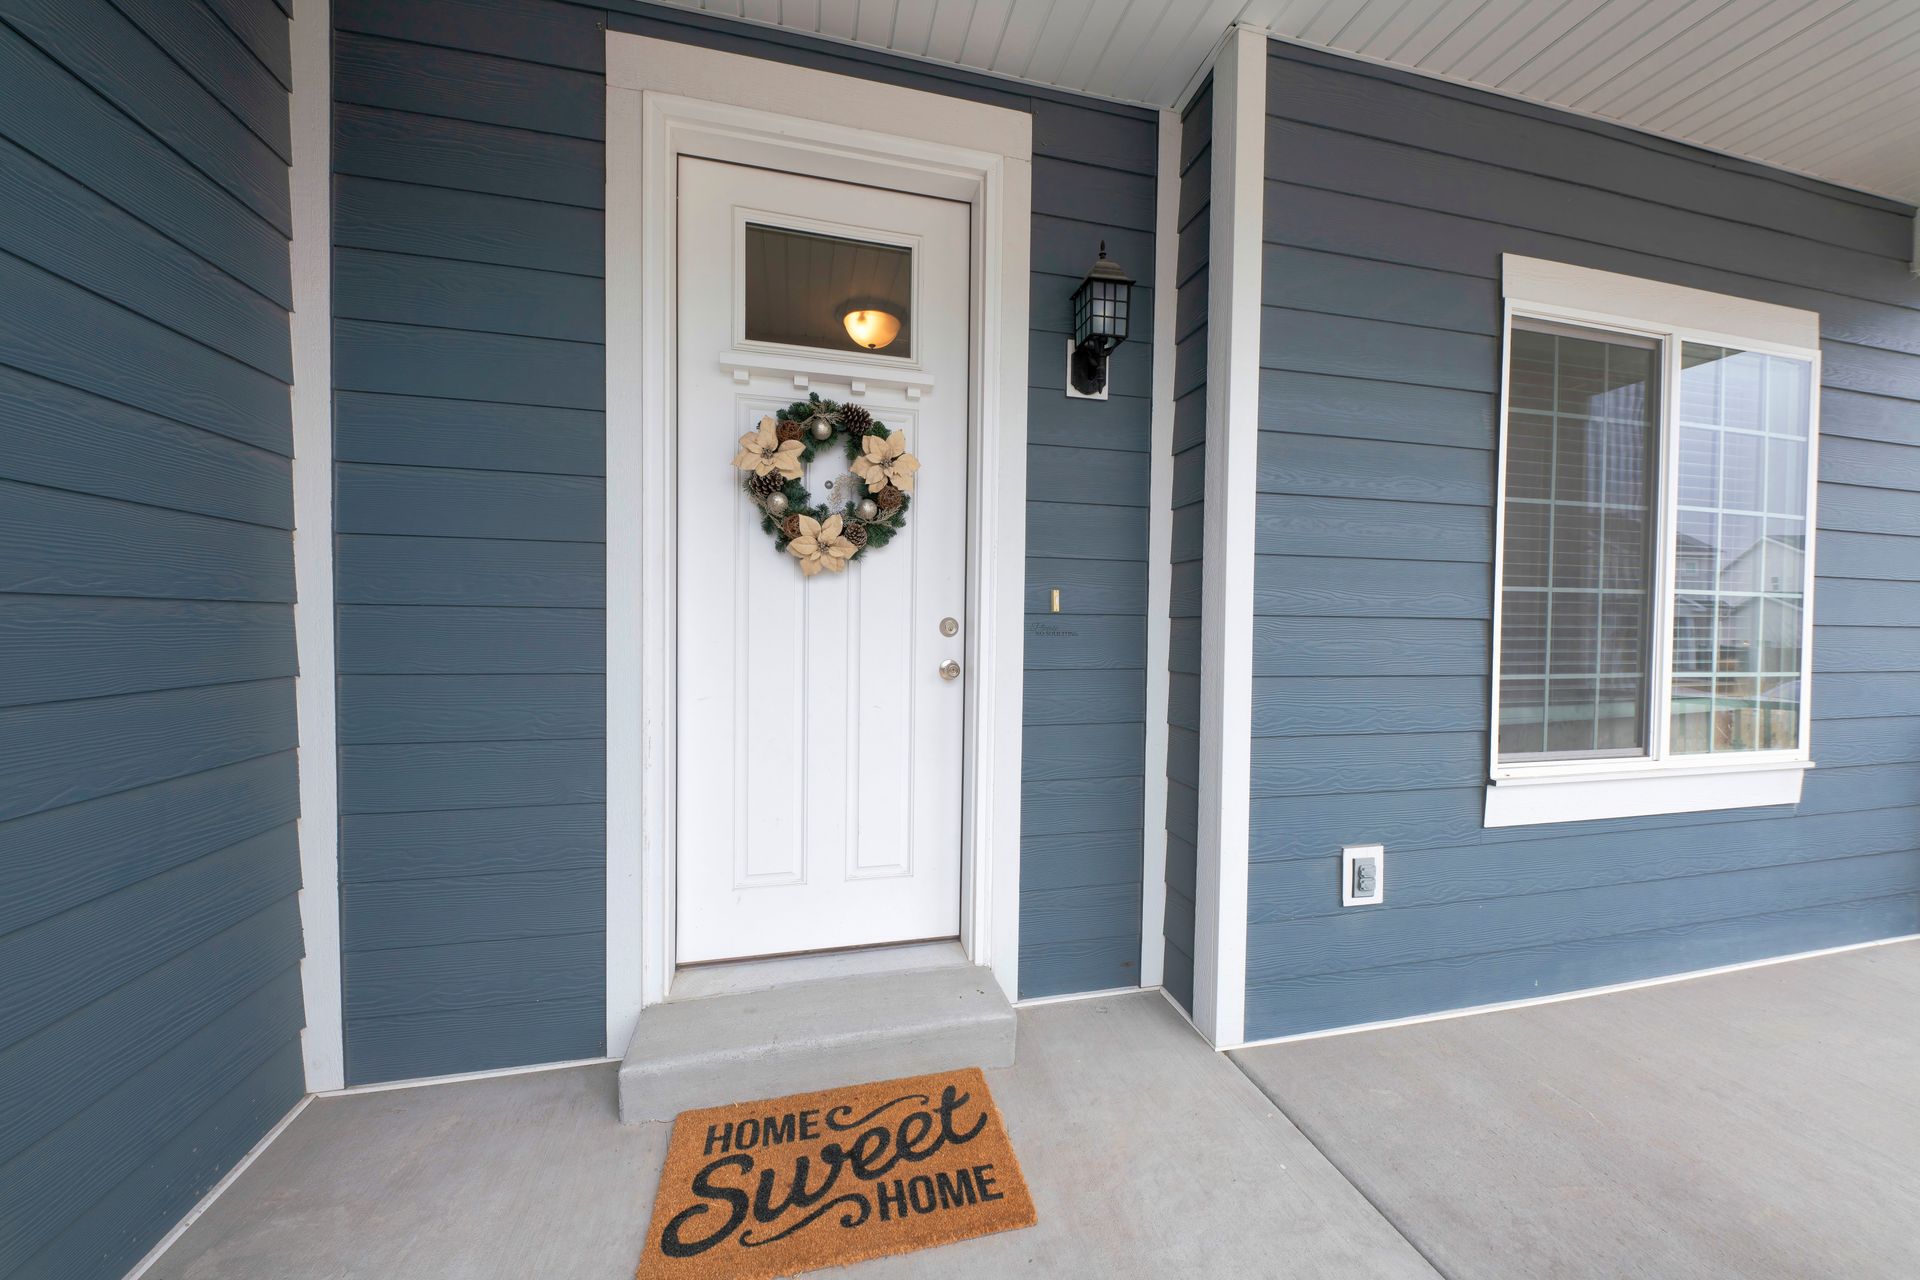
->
[[939, 659, 961, 681], [939, 616, 959, 637]]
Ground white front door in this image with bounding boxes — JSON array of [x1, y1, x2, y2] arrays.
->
[[674, 157, 971, 964]]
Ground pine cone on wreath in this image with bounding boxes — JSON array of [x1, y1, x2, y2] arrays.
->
[[779, 513, 804, 540], [775, 418, 805, 444], [839, 404, 873, 437], [745, 472, 786, 500], [842, 520, 870, 551], [874, 485, 904, 516]]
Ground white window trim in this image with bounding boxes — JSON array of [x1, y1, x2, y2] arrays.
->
[[1486, 256, 1822, 829]]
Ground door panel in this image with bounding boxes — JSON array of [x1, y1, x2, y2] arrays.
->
[[675, 157, 970, 963]]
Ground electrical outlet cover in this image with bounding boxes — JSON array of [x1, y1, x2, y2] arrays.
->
[[1341, 844, 1385, 907]]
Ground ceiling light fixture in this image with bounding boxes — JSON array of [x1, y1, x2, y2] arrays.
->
[[843, 308, 902, 351]]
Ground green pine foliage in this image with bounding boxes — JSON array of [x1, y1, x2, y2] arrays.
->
[[748, 393, 912, 556]]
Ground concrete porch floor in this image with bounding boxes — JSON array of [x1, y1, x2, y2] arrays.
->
[[1232, 938, 1920, 1279], [150, 941, 1920, 1279], [148, 992, 1433, 1279]]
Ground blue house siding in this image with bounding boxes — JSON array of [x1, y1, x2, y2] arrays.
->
[[331, 0, 1156, 1076], [1246, 44, 1920, 1041], [1162, 80, 1212, 1014], [0, 2, 304, 1276]]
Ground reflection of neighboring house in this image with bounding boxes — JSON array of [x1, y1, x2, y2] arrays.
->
[[1723, 532, 1807, 596], [1673, 531, 1715, 673], [1675, 533, 1805, 677]]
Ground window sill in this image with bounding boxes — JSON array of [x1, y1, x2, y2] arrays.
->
[[1483, 761, 1812, 828]]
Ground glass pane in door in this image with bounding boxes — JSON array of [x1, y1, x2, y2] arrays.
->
[[743, 223, 913, 357]]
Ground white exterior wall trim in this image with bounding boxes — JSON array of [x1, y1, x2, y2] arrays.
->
[[605, 32, 1032, 1051], [1139, 106, 1180, 990], [1191, 26, 1266, 1051], [288, 0, 343, 1094]]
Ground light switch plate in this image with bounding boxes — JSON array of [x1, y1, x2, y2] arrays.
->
[[1342, 844, 1384, 907]]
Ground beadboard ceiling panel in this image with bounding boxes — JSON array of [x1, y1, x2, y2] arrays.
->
[[658, 0, 1920, 204]]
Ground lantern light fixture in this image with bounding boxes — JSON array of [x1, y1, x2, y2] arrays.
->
[[1067, 242, 1134, 398]]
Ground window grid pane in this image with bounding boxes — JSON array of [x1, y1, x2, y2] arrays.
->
[[1670, 343, 1810, 754], [1499, 325, 1659, 762]]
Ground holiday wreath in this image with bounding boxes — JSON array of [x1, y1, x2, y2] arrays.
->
[[731, 393, 921, 576]]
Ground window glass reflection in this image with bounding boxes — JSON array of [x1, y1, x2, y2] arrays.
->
[[743, 223, 912, 358]]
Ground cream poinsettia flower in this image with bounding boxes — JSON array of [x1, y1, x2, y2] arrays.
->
[[851, 430, 921, 494], [785, 513, 857, 576], [732, 415, 804, 480]]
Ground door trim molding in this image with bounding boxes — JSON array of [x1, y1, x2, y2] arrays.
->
[[605, 32, 1034, 1054]]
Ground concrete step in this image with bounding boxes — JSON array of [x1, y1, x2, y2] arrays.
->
[[618, 964, 1016, 1124]]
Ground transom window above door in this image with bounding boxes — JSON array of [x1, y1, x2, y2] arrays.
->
[[1488, 256, 1821, 827], [741, 221, 914, 358]]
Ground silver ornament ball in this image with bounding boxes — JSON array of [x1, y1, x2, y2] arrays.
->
[[856, 498, 879, 522], [809, 417, 834, 441], [764, 492, 789, 517]]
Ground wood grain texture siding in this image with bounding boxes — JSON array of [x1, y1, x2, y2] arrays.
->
[[1246, 43, 1920, 1042], [4, 0, 290, 231], [0, 899, 302, 1170], [0, 366, 292, 528], [1018, 91, 1155, 998], [326, 12, 602, 1082], [0, 969, 303, 1274], [0, 26, 289, 306], [20, 1042, 306, 1280], [0, 6, 304, 1269]]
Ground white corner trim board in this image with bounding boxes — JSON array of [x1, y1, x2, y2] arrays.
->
[[1191, 27, 1267, 1051], [603, 30, 1032, 1050], [1139, 106, 1181, 990], [287, 0, 342, 1095]]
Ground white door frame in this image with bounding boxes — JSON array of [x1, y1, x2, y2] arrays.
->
[[603, 32, 1034, 1054]]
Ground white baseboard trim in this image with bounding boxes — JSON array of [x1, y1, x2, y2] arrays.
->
[[1230, 932, 1920, 1052], [122, 1095, 314, 1280], [316, 1055, 618, 1098], [1014, 984, 1146, 1008]]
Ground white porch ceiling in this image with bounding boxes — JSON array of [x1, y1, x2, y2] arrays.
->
[[660, 1, 1920, 205]]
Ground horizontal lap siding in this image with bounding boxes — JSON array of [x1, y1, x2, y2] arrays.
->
[[330, 4, 608, 1084], [1162, 81, 1210, 1014], [332, 0, 1160, 1065], [1247, 45, 1920, 1041], [0, 3, 303, 1277], [1020, 96, 1156, 998]]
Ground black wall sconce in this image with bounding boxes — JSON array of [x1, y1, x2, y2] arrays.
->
[[1067, 242, 1133, 399]]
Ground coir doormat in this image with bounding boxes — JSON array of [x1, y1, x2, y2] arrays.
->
[[636, 1068, 1035, 1279]]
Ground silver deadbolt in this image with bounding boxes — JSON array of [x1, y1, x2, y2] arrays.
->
[[939, 616, 959, 637], [939, 659, 962, 681]]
